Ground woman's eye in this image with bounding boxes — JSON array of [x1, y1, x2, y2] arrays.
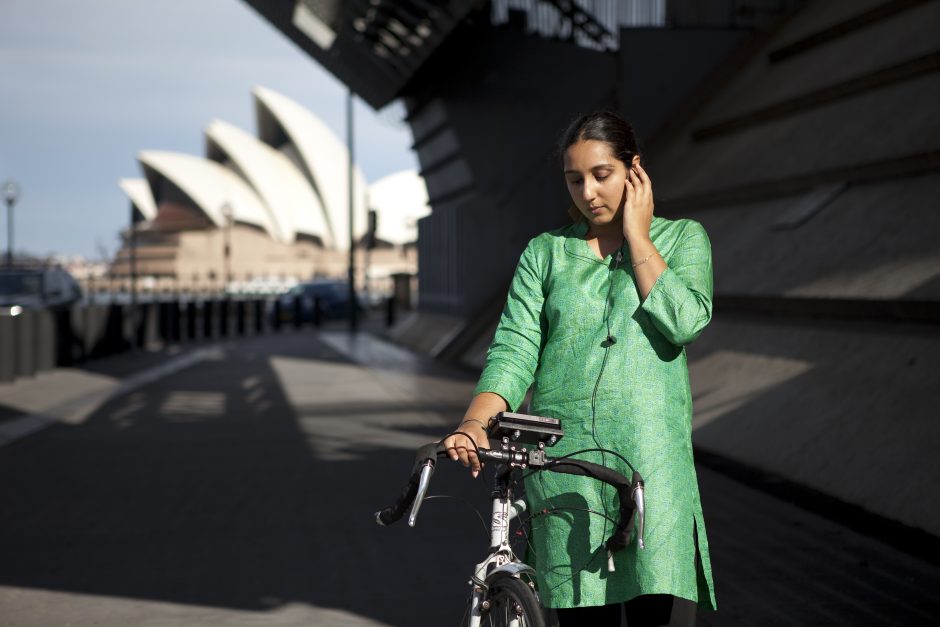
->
[[596, 175, 609, 182], [568, 178, 582, 186]]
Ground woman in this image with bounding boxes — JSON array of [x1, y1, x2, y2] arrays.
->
[[443, 111, 717, 626]]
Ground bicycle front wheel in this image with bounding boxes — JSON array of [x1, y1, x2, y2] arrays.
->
[[463, 575, 546, 627]]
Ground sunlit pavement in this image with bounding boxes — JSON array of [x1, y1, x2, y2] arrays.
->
[[0, 330, 937, 626]]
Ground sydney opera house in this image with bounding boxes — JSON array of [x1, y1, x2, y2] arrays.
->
[[110, 86, 427, 294]]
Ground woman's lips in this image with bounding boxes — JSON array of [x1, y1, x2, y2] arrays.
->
[[589, 206, 604, 214]]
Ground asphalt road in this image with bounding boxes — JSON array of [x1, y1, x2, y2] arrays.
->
[[0, 331, 937, 626]]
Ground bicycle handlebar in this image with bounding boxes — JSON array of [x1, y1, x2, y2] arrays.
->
[[374, 439, 646, 554]]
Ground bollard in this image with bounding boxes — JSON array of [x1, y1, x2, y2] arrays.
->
[[104, 304, 126, 356], [82, 305, 100, 361], [0, 314, 15, 382], [35, 308, 57, 371], [385, 295, 396, 328], [245, 299, 255, 336], [141, 302, 159, 349], [55, 306, 76, 366], [219, 300, 230, 337], [186, 301, 197, 341], [202, 300, 214, 340], [254, 300, 265, 334], [134, 303, 148, 349], [15, 310, 37, 378], [312, 296, 322, 328], [170, 301, 182, 343], [156, 302, 168, 344], [272, 299, 282, 332], [293, 294, 303, 330], [122, 304, 136, 351], [236, 300, 246, 336], [391, 272, 413, 311]]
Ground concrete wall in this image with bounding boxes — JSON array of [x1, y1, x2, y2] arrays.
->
[[644, 0, 940, 534], [408, 19, 742, 320]]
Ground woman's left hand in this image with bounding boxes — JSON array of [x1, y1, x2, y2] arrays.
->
[[622, 162, 655, 241]]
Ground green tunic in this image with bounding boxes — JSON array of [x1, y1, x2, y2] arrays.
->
[[475, 216, 717, 610]]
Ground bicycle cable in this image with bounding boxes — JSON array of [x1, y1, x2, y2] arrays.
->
[[529, 505, 618, 527], [519, 447, 637, 479], [421, 495, 490, 538]]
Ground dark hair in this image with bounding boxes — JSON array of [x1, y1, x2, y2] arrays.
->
[[557, 111, 640, 168]]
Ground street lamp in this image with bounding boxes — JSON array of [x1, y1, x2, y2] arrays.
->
[[3, 180, 20, 267], [221, 201, 234, 296]]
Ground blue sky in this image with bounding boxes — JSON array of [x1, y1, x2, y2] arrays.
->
[[0, 0, 417, 259]]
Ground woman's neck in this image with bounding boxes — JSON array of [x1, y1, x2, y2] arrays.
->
[[585, 221, 624, 260], [586, 220, 623, 240]]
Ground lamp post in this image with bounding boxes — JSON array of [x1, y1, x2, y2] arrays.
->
[[347, 89, 358, 332], [221, 201, 234, 297], [3, 180, 20, 267], [129, 204, 138, 310]]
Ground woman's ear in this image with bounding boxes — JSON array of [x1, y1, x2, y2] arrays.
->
[[631, 155, 641, 168]]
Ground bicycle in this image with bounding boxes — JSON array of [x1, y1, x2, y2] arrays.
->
[[375, 412, 647, 627]]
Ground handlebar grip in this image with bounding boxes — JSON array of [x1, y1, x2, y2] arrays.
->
[[374, 442, 447, 527], [375, 473, 420, 526]]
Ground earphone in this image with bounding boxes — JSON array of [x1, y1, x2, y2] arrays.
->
[[603, 248, 623, 345], [591, 241, 625, 428]]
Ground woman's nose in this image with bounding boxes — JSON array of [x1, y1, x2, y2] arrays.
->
[[581, 180, 596, 202]]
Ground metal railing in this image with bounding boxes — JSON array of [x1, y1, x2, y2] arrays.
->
[[490, 0, 807, 51], [491, 0, 667, 51]]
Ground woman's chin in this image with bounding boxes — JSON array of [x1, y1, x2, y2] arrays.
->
[[587, 214, 618, 228]]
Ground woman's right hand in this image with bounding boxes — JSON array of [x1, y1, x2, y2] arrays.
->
[[442, 419, 491, 478]]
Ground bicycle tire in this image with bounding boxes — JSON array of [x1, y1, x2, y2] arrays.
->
[[461, 575, 547, 627]]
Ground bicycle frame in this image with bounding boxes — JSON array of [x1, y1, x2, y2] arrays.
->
[[466, 435, 538, 627]]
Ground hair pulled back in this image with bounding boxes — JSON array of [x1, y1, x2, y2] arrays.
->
[[557, 111, 639, 168]]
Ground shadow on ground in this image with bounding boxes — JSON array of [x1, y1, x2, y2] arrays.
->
[[0, 332, 489, 626]]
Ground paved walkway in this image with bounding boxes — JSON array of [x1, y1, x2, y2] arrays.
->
[[0, 330, 937, 626]]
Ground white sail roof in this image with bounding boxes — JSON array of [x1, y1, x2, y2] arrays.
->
[[205, 119, 333, 247], [118, 178, 157, 221], [253, 86, 368, 250], [137, 150, 279, 240], [368, 170, 430, 245]]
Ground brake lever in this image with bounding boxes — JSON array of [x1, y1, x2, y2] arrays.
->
[[408, 460, 435, 527]]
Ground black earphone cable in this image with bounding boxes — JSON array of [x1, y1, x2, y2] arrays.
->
[[589, 238, 625, 541]]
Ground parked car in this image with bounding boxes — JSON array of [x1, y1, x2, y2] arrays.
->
[[276, 279, 360, 323], [0, 267, 82, 315]]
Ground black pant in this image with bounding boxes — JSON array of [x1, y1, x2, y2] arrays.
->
[[555, 595, 696, 627]]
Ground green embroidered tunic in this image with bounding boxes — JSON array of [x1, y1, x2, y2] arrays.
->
[[475, 216, 717, 610]]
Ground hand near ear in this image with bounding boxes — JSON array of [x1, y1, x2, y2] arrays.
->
[[622, 160, 654, 242]]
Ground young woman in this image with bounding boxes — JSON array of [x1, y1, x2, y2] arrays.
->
[[442, 112, 717, 626]]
